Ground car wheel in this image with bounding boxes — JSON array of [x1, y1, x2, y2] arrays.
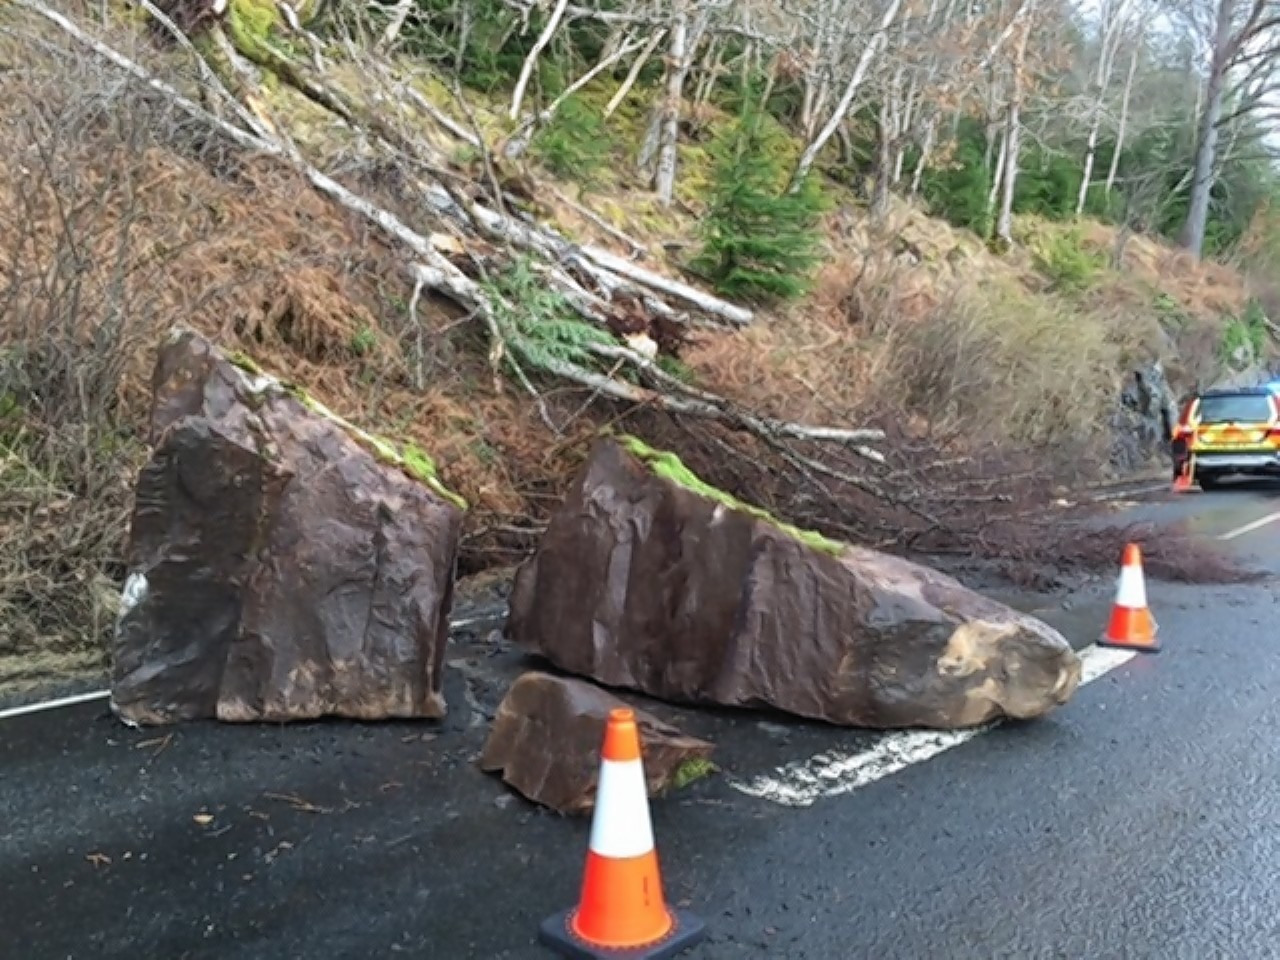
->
[[1198, 472, 1223, 490]]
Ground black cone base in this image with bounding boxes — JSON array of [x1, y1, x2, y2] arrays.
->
[[537, 907, 707, 959]]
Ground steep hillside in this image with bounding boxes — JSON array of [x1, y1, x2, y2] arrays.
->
[[0, 1, 1266, 690]]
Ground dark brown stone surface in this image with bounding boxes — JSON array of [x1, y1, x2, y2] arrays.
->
[[110, 328, 464, 725], [479, 671, 714, 815], [507, 439, 1082, 730]]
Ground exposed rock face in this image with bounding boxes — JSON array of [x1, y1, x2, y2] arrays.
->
[[1111, 360, 1181, 475], [507, 438, 1082, 730], [110, 328, 465, 725], [480, 671, 714, 815]]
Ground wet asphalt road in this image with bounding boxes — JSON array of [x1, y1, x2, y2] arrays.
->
[[4, 482, 1280, 960]]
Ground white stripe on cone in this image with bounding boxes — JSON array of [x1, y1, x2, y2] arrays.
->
[[588, 758, 655, 860], [1114, 560, 1148, 609]]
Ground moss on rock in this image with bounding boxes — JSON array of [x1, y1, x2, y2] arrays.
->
[[614, 434, 844, 556], [671, 757, 718, 790]]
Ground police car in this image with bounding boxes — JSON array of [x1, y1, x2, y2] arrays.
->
[[1170, 383, 1280, 489]]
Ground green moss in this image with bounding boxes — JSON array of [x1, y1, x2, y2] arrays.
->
[[614, 434, 845, 557], [228, 0, 280, 58], [671, 757, 718, 790], [105, 0, 151, 27], [292, 0, 322, 23], [299, 394, 469, 510], [675, 143, 714, 206], [401, 443, 441, 484], [228, 351, 266, 376]]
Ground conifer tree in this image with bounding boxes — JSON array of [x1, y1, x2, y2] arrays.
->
[[693, 98, 827, 302]]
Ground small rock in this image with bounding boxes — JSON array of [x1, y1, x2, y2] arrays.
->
[[479, 671, 714, 815]]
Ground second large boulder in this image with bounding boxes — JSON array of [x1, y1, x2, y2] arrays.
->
[[507, 437, 1082, 730]]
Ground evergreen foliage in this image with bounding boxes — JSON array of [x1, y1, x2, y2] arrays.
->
[[920, 118, 994, 236], [692, 99, 827, 302], [1030, 225, 1108, 292], [530, 94, 614, 185], [482, 258, 619, 373]]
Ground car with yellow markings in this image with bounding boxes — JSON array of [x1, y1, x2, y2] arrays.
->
[[1171, 386, 1280, 489]]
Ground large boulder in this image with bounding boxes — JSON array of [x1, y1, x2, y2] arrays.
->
[[480, 671, 714, 815], [507, 437, 1082, 730], [110, 328, 466, 725]]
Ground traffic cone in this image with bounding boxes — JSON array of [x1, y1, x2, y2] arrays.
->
[[1172, 452, 1195, 493], [1098, 543, 1160, 653], [538, 708, 706, 960]]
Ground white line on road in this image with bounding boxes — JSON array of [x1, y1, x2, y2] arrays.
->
[[0, 689, 110, 722], [727, 644, 1137, 808], [1217, 510, 1280, 541], [1089, 482, 1169, 503]]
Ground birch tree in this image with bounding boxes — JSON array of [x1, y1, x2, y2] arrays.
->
[[1076, 0, 1138, 215], [994, 0, 1037, 244], [789, 0, 906, 191], [509, 0, 572, 120]]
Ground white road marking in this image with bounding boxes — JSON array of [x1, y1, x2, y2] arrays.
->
[[1217, 510, 1280, 541], [449, 613, 505, 630], [727, 644, 1137, 808], [1089, 482, 1169, 503], [0, 689, 110, 722]]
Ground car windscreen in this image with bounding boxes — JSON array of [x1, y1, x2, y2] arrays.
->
[[1196, 394, 1274, 424]]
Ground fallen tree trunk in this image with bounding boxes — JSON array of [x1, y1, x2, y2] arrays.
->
[[575, 244, 754, 326], [168, 19, 759, 332]]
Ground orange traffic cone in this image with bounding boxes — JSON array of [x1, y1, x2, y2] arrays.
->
[[1172, 453, 1196, 493], [1098, 543, 1160, 653], [538, 708, 706, 959]]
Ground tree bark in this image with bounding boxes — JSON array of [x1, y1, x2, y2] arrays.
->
[[654, 0, 690, 205], [1104, 41, 1140, 196], [604, 27, 666, 118], [1076, 0, 1133, 215], [1179, 0, 1236, 256], [995, 0, 1036, 245], [509, 0, 571, 120], [910, 116, 936, 196]]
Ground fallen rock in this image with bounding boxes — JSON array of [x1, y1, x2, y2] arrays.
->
[[110, 328, 465, 725], [479, 671, 714, 815], [507, 437, 1082, 730]]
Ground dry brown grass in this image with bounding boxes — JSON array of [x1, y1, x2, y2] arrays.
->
[[683, 199, 1250, 481], [690, 254, 1141, 469]]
